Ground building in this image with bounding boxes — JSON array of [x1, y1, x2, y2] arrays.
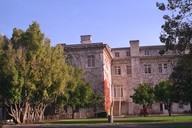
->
[[63, 35, 190, 116]]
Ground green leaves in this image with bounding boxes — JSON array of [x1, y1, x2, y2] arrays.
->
[[0, 22, 72, 123], [131, 83, 155, 106], [157, 0, 192, 53], [170, 53, 192, 103], [154, 80, 174, 103]]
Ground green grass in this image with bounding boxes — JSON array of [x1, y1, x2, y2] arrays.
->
[[41, 115, 192, 126]]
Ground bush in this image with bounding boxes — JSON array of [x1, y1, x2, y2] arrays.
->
[[96, 112, 107, 118], [184, 110, 192, 114]]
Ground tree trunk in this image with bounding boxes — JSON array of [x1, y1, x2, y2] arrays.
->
[[39, 104, 46, 121], [70, 106, 75, 119], [4, 101, 22, 124], [108, 100, 114, 123], [12, 117, 21, 124], [22, 102, 29, 123], [190, 101, 192, 115], [168, 103, 172, 116], [143, 105, 147, 117], [94, 106, 97, 118], [33, 103, 47, 122], [72, 110, 75, 119]]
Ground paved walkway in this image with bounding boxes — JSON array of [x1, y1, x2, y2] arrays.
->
[[2, 122, 192, 128]]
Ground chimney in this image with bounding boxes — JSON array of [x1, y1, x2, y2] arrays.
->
[[130, 40, 140, 57], [80, 35, 92, 44]]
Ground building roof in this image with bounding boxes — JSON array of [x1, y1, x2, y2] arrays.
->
[[62, 42, 106, 50]]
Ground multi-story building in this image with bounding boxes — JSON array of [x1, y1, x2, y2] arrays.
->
[[63, 35, 190, 116]]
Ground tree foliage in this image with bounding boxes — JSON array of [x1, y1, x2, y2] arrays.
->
[[89, 92, 104, 117], [154, 80, 175, 116], [170, 53, 192, 113], [0, 22, 71, 124], [130, 83, 155, 116], [157, 0, 192, 114], [56, 68, 96, 119], [156, 0, 192, 53]]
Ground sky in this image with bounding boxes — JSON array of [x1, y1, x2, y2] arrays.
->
[[1, 0, 167, 48]]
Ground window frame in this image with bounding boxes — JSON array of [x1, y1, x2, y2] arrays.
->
[[144, 50, 150, 56], [164, 63, 168, 69], [115, 52, 120, 57], [87, 55, 95, 67], [115, 66, 121, 75], [114, 85, 123, 98], [158, 64, 163, 73], [144, 64, 151, 74], [126, 66, 131, 74], [126, 51, 130, 57], [179, 103, 184, 109]]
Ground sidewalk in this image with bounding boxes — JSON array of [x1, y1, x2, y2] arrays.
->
[[2, 122, 192, 128]]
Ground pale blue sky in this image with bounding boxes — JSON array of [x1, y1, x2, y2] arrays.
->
[[1, 0, 166, 48]]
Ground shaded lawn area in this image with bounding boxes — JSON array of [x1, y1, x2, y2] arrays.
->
[[41, 115, 192, 126]]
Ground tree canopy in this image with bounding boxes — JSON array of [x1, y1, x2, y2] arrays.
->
[[157, 0, 192, 53], [55, 68, 103, 119], [156, 0, 192, 114], [170, 53, 192, 113], [154, 80, 175, 116], [130, 83, 155, 116], [0, 22, 71, 124]]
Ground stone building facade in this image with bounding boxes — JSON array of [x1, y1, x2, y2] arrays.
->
[[63, 35, 190, 116]]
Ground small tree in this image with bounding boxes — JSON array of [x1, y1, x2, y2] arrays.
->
[[67, 82, 92, 119], [154, 80, 175, 116], [56, 68, 93, 119], [89, 92, 104, 118], [130, 83, 155, 116]]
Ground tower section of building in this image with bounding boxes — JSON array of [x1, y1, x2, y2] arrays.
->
[[63, 35, 113, 113]]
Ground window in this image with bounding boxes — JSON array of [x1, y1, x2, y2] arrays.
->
[[87, 55, 95, 67], [148, 103, 153, 109], [126, 51, 130, 57], [144, 64, 151, 74], [164, 103, 168, 110], [145, 50, 150, 56], [115, 66, 121, 75], [126, 66, 131, 74], [114, 85, 123, 98], [158, 64, 162, 73], [115, 52, 120, 57], [179, 103, 184, 109], [164, 63, 167, 69]]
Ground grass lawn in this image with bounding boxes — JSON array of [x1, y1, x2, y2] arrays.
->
[[41, 115, 192, 126]]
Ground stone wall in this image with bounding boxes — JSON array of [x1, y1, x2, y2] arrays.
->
[[63, 35, 190, 116], [111, 40, 190, 115], [64, 43, 106, 92]]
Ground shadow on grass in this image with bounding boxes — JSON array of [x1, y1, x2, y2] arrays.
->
[[40, 115, 192, 126], [42, 119, 107, 125], [41, 118, 167, 125]]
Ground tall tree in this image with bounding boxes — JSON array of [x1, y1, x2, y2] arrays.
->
[[170, 53, 192, 114], [0, 43, 25, 124], [154, 80, 176, 116], [157, 0, 192, 114], [130, 83, 155, 116], [0, 22, 70, 124], [156, 0, 192, 53]]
